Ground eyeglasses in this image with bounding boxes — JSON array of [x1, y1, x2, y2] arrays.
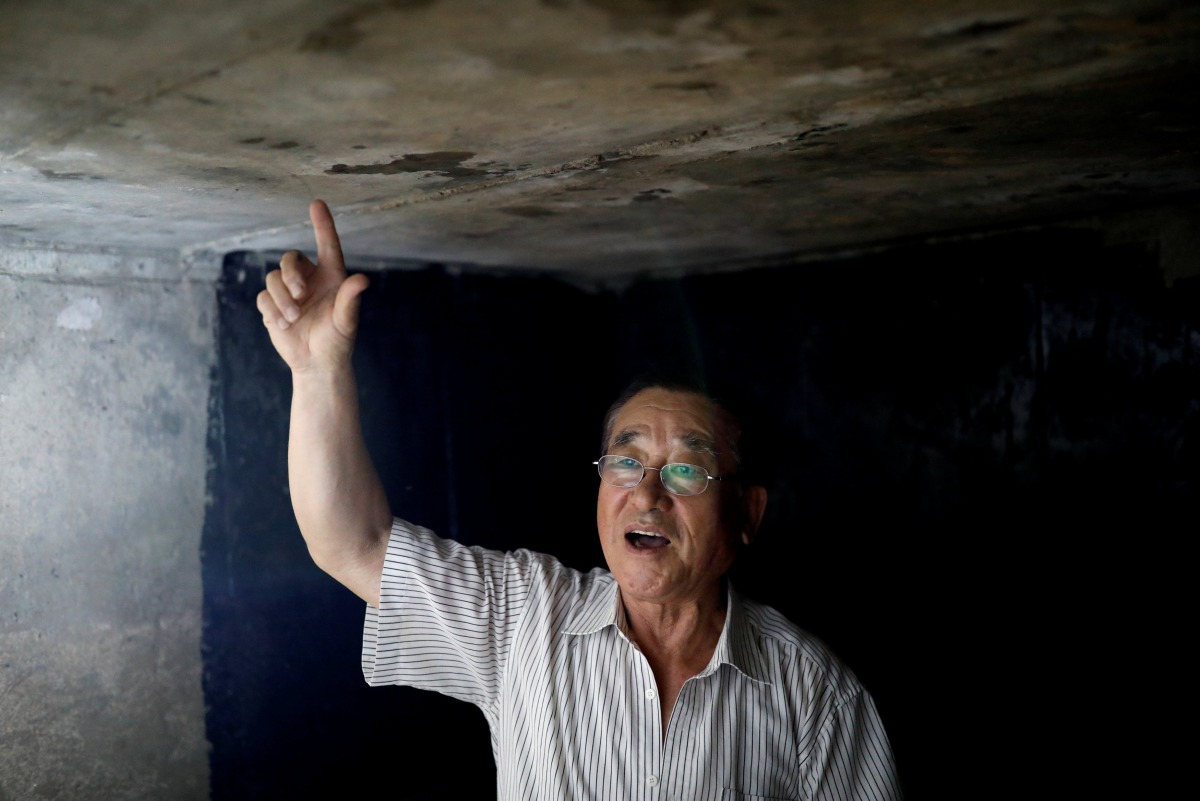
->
[[593, 455, 733, 497]]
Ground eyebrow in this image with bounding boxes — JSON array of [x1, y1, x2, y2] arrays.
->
[[611, 429, 719, 460]]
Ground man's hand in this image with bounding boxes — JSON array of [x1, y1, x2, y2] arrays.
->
[[257, 199, 369, 372], [256, 199, 389, 605]]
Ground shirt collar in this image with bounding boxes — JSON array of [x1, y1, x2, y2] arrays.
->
[[561, 573, 621, 636], [563, 575, 773, 686], [712, 583, 772, 685]]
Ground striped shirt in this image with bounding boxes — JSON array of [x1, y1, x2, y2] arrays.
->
[[363, 519, 902, 801]]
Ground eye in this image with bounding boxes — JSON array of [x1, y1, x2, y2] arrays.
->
[[661, 463, 711, 495], [601, 456, 643, 477], [599, 455, 644, 487]]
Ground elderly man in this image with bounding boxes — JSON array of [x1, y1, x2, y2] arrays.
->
[[257, 199, 902, 800]]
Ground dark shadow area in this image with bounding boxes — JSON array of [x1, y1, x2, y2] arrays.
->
[[203, 226, 1197, 799]]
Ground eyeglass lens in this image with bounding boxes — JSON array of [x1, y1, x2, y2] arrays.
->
[[596, 455, 711, 496]]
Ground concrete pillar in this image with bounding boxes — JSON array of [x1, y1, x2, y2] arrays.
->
[[0, 248, 215, 800]]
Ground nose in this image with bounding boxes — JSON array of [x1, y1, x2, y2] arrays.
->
[[631, 466, 673, 510]]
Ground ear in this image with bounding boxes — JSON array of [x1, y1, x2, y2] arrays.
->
[[739, 485, 768, 545]]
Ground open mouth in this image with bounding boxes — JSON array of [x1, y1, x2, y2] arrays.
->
[[626, 531, 670, 549]]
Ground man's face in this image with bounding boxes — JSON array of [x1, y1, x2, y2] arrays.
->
[[596, 387, 753, 608]]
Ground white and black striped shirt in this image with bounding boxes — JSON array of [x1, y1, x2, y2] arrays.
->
[[363, 519, 902, 801]]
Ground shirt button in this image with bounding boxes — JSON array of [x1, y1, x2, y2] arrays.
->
[[647, 775, 659, 787], [645, 688, 657, 700]]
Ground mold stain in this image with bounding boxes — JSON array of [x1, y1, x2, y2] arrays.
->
[[39, 169, 103, 181], [502, 205, 556, 218], [239, 137, 302, 149], [301, 0, 437, 52], [930, 17, 1028, 41], [744, 2, 782, 18], [651, 80, 719, 92], [571, 0, 786, 34], [326, 151, 486, 177], [792, 123, 846, 142], [632, 187, 678, 203], [575, 0, 716, 32], [300, 15, 363, 52]]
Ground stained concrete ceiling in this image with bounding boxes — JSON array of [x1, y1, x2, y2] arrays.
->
[[2, 0, 1198, 281]]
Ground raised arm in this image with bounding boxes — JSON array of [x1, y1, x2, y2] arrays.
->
[[257, 199, 391, 605]]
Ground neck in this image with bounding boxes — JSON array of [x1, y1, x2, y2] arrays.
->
[[620, 584, 727, 674], [618, 585, 728, 734]]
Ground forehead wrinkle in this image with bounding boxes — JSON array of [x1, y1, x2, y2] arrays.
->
[[610, 428, 718, 459]]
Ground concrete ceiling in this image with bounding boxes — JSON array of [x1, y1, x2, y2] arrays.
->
[[2, 0, 1198, 281]]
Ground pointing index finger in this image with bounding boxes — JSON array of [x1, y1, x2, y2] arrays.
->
[[309, 198, 346, 278]]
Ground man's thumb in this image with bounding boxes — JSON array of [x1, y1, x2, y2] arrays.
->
[[332, 273, 369, 339]]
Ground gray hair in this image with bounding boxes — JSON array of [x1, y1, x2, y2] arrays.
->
[[599, 375, 745, 475]]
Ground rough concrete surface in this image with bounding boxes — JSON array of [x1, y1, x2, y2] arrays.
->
[[1, 0, 1197, 278], [0, 258, 213, 800]]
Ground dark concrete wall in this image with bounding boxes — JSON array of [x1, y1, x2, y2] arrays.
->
[[204, 217, 1197, 799]]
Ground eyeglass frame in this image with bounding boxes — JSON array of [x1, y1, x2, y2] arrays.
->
[[593, 454, 736, 496]]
